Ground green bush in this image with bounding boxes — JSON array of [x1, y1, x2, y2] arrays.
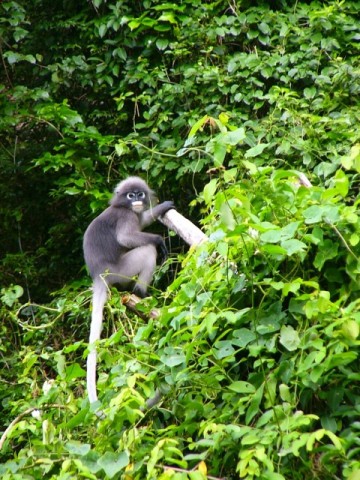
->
[[1, 0, 360, 479]]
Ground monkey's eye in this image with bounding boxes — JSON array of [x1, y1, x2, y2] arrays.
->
[[138, 192, 146, 199], [127, 192, 136, 200]]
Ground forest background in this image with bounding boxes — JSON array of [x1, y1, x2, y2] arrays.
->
[[1, 0, 360, 479]]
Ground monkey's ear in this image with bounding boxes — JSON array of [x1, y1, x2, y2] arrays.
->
[[110, 191, 126, 208]]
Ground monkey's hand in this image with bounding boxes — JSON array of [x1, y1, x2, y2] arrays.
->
[[159, 200, 175, 213], [157, 200, 175, 216]]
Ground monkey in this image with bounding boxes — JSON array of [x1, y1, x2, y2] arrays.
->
[[83, 176, 174, 409]]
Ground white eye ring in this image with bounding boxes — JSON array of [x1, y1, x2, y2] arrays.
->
[[127, 192, 136, 200], [138, 192, 145, 199]]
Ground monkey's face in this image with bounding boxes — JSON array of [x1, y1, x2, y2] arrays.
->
[[127, 191, 147, 213]]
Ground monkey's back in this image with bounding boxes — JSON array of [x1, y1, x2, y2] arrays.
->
[[83, 206, 137, 279]]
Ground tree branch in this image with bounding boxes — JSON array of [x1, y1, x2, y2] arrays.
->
[[159, 209, 208, 247], [121, 294, 160, 319]]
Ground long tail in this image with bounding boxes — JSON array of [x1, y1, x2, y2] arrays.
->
[[87, 279, 108, 405]]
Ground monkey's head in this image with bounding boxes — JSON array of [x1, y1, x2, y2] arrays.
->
[[110, 176, 155, 212]]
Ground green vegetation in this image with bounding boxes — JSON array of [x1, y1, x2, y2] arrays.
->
[[1, 0, 360, 478]]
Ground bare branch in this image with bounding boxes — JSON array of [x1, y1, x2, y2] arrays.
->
[[159, 209, 208, 247], [121, 294, 160, 319]]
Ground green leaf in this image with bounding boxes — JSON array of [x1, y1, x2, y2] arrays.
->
[[114, 47, 127, 60], [189, 471, 207, 480], [98, 24, 107, 37], [223, 127, 246, 145], [281, 239, 307, 256], [323, 430, 344, 452], [263, 473, 286, 480], [97, 452, 129, 478], [160, 348, 186, 367], [304, 87, 316, 99], [321, 416, 337, 432], [348, 470, 360, 480], [279, 384, 292, 403], [261, 244, 287, 256], [279, 325, 300, 351], [342, 320, 359, 341], [282, 279, 303, 295], [65, 363, 86, 381], [303, 205, 323, 224], [314, 239, 338, 269], [341, 144, 360, 172], [306, 429, 325, 451], [228, 381, 256, 394], [14, 27, 29, 42], [256, 410, 274, 428], [245, 143, 269, 158], [213, 341, 235, 359], [159, 12, 177, 24], [213, 140, 227, 166], [242, 432, 260, 445], [82, 451, 102, 474], [189, 115, 209, 138], [349, 233, 360, 247], [259, 22, 270, 35], [182, 283, 197, 299], [260, 229, 282, 244], [279, 221, 301, 240], [323, 206, 340, 224], [232, 328, 256, 347], [327, 352, 357, 369], [24, 54, 36, 64], [6, 52, 20, 64], [242, 160, 258, 174], [128, 20, 141, 30], [64, 409, 88, 429], [156, 38, 169, 50], [65, 441, 91, 456], [65, 187, 80, 195], [331, 169, 349, 197], [220, 202, 235, 230], [1, 285, 24, 307], [303, 204, 340, 225], [115, 141, 129, 156], [245, 384, 264, 425]]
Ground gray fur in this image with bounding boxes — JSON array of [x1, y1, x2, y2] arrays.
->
[[83, 176, 174, 409]]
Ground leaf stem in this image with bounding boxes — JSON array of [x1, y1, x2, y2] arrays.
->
[[326, 220, 358, 261]]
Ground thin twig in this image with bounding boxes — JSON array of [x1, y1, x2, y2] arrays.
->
[[326, 220, 358, 261], [26, 115, 64, 138], [0, 404, 69, 450], [0, 42, 12, 86]]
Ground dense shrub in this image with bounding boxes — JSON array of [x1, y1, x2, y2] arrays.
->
[[1, 0, 360, 478]]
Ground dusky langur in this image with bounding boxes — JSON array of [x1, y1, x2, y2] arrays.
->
[[83, 176, 174, 408]]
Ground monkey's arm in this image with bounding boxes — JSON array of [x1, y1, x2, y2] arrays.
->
[[117, 231, 168, 264], [141, 201, 174, 228], [117, 230, 165, 249]]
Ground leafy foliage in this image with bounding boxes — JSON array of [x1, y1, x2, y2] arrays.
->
[[1, 0, 360, 479]]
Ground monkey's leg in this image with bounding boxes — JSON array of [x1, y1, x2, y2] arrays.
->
[[133, 245, 157, 297], [107, 245, 157, 297]]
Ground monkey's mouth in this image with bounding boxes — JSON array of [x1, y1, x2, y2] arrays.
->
[[132, 202, 144, 212]]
